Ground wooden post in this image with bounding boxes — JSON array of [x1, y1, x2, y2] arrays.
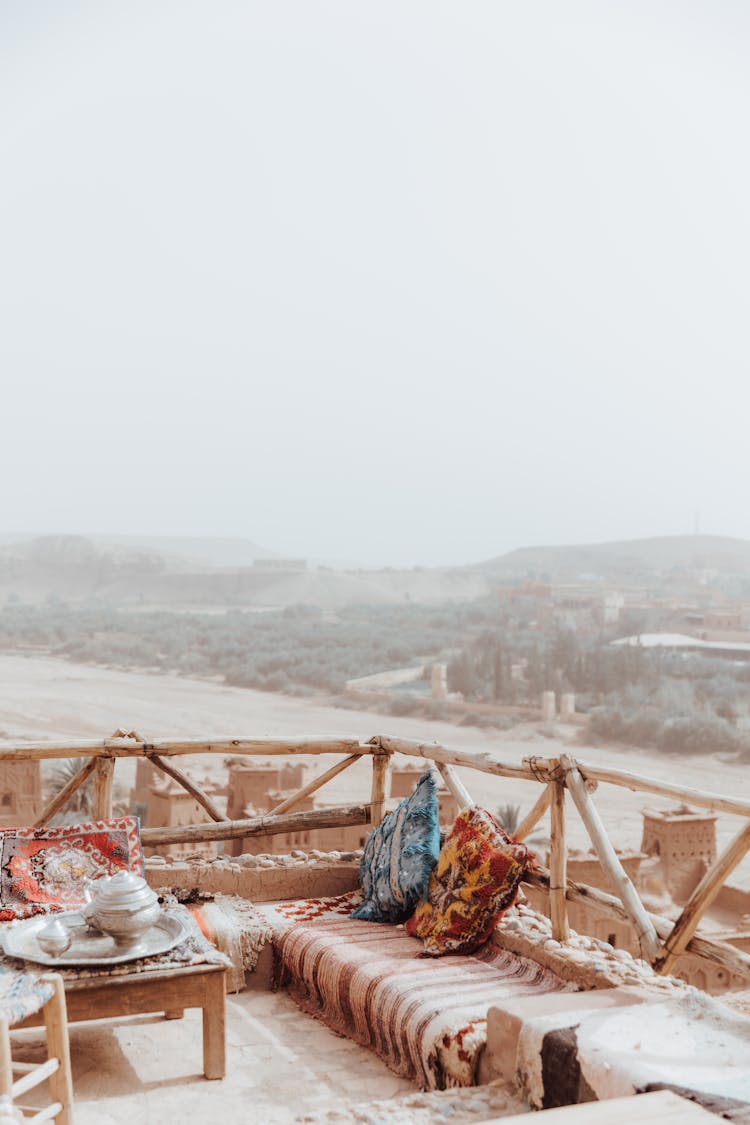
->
[[34, 757, 98, 827], [561, 754, 661, 962], [655, 819, 750, 975], [549, 769, 569, 942], [369, 748, 392, 827], [92, 757, 114, 820], [514, 784, 552, 842], [436, 762, 475, 809]]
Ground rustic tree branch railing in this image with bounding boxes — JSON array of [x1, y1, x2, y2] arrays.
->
[[11, 732, 750, 985], [140, 804, 371, 847], [146, 753, 228, 824]]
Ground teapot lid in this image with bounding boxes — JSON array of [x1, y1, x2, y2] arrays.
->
[[90, 870, 157, 912]]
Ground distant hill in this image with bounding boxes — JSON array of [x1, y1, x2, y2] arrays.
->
[[475, 535, 750, 582], [0, 535, 487, 608], [92, 534, 277, 570], [4, 532, 750, 609]]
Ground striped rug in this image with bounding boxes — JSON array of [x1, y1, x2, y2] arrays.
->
[[276, 914, 576, 1089]]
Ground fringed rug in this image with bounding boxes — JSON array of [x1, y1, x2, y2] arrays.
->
[[275, 909, 576, 1090], [189, 894, 273, 991]]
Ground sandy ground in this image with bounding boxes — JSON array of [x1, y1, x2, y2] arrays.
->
[[0, 652, 748, 872], [12, 988, 415, 1124]]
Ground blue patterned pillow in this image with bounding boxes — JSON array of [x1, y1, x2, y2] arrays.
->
[[352, 770, 440, 923]]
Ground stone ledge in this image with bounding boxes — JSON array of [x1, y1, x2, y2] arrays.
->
[[482, 987, 654, 1087], [493, 903, 686, 995]]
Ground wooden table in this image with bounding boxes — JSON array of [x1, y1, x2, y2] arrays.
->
[[17, 963, 226, 1079]]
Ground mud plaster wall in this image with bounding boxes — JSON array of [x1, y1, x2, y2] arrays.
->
[[144, 852, 360, 901]]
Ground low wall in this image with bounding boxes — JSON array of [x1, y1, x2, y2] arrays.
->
[[144, 849, 361, 901]]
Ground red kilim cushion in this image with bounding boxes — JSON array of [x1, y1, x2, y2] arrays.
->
[[405, 807, 532, 956], [0, 816, 144, 922]]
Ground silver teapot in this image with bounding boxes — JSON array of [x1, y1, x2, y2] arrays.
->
[[83, 871, 161, 948]]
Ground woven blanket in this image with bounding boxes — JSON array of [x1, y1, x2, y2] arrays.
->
[[0, 965, 54, 1027], [258, 889, 364, 931], [189, 895, 273, 991], [275, 909, 576, 1090]]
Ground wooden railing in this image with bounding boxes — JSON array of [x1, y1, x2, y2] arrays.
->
[[10, 729, 750, 984]]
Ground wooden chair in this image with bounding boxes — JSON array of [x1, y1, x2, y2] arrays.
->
[[0, 973, 73, 1124]]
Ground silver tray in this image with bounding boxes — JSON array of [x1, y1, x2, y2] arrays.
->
[[0, 910, 188, 967]]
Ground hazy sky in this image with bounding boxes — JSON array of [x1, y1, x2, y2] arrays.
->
[[2, 3, 748, 566]]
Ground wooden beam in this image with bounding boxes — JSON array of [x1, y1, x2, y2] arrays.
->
[[0, 737, 371, 762], [377, 735, 543, 782], [561, 754, 660, 962], [147, 754, 227, 823], [369, 749, 392, 826], [34, 758, 98, 828], [549, 774, 569, 942], [436, 762, 475, 809], [141, 803, 370, 847], [92, 758, 114, 820], [143, 737, 370, 760], [526, 868, 750, 982], [655, 819, 750, 975], [269, 753, 362, 816], [573, 760, 750, 819], [514, 783, 552, 842]]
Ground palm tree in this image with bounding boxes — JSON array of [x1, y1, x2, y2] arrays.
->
[[496, 802, 549, 849], [45, 759, 94, 821], [44, 760, 130, 824]]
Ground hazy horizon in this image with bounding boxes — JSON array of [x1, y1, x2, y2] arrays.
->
[[2, 526, 749, 573], [3, 3, 749, 567]]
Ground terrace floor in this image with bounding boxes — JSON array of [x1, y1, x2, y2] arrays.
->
[[12, 989, 418, 1124]]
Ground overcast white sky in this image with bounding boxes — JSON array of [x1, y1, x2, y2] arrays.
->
[[1, 3, 748, 566]]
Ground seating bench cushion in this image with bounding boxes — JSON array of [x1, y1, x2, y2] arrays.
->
[[271, 898, 575, 1089]]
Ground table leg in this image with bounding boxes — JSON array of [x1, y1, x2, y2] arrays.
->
[[202, 973, 225, 1080]]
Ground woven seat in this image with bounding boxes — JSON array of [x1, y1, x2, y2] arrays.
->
[[0, 969, 73, 1123]]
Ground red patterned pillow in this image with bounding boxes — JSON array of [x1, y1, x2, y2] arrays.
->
[[0, 816, 144, 922], [405, 807, 532, 956]]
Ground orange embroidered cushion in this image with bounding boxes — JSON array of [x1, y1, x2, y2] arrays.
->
[[0, 816, 144, 922], [405, 807, 531, 956]]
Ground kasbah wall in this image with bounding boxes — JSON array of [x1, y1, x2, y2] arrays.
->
[[525, 803, 750, 995]]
